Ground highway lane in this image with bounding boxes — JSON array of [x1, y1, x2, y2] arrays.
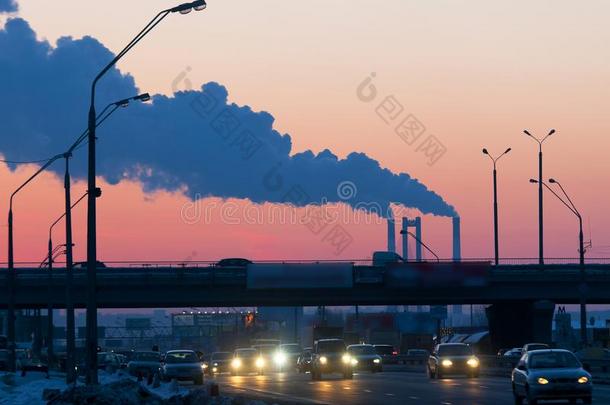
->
[[215, 371, 610, 405]]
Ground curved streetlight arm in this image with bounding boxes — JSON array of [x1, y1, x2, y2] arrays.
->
[[9, 154, 64, 209], [405, 230, 440, 263], [90, 10, 171, 106], [552, 180, 580, 217], [49, 191, 89, 240], [537, 181, 579, 217]]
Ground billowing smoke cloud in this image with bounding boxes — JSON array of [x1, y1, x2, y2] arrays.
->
[[0, 18, 457, 217], [0, 0, 18, 13]]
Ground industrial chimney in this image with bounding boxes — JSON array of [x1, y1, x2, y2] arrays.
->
[[452, 216, 461, 261], [387, 216, 396, 253]]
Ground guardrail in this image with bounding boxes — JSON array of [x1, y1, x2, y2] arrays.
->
[[3, 257, 610, 268]]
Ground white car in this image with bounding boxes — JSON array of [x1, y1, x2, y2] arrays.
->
[[512, 349, 592, 405]]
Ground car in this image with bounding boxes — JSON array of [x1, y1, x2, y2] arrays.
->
[[297, 347, 313, 373], [208, 351, 233, 375], [504, 348, 524, 358], [522, 343, 550, 353], [231, 348, 265, 376], [97, 352, 122, 372], [253, 344, 277, 370], [373, 344, 399, 364], [310, 339, 355, 381], [127, 351, 161, 377], [428, 343, 480, 379], [273, 343, 303, 371], [216, 258, 252, 267], [160, 350, 205, 385], [15, 349, 48, 373], [347, 344, 383, 373], [512, 349, 592, 405]]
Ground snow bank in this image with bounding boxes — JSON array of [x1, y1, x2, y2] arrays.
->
[[1, 371, 272, 405]]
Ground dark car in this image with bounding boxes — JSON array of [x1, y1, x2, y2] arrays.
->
[[160, 350, 204, 384], [297, 347, 313, 373], [311, 339, 354, 381], [216, 258, 252, 267], [273, 343, 303, 371], [428, 343, 480, 379], [127, 351, 161, 377], [374, 344, 399, 364], [208, 351, 232, 375], [232, 348, 265, 376], [347, 344, 383, 373], [512, 349, 592, 405], [97, 352, 121, 372]]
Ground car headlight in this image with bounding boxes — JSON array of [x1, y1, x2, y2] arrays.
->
[[212, 367, 218, 373], [537, 377, 549, 385], [342, 354, 352, 364], [467, 358, 479, 368], [255, 357, 265, 368], [274, 352, 287, 366], [231, 358, 241, 369], [202, 363, 208, 370], [350, 358, 358, 366], [373, 358, 381, 364], [319, 356, 328, 365], [213, 362, 218, 367], [578, 376, 589, 384], [441, 359, 453, 367]]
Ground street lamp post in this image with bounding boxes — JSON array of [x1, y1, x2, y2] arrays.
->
[[524, 129, 556, 265], [84, 0, 207, 384], [482, 147, 511, 265], [530, 178, 587, 346], [7, 154, 64, 371], [550, 178, 587, 346], [47, 190, 87, 379]]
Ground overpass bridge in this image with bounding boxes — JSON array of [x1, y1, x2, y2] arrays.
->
[[3, 260, 609, 350], [1, 261, 609, 309]]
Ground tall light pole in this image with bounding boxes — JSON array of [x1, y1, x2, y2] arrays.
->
[[524, 129, 556, 265], [550, 178, 587, 346], [84, 0, 207, 384], [482, 147, 511, 265], [64, 93, 147, 382], [47, 190, 87, 377], [7, 154, 64, 371], [530, 178, 587, 346]]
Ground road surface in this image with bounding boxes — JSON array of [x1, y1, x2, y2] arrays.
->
[[216, 371, 610, 405]]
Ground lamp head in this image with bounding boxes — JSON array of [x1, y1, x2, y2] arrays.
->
[[548, 129, 556, 136], [172, 1, 206, 14], [529, 179, 538, 184], [504, 148, 512, 154], [115, 98, 130, 108], [193, 0, 207, 11], [135, 93, 151, 102], [549, 178, 556, 184], [523, 130, 532, 137], [482, 148, 488, 155]]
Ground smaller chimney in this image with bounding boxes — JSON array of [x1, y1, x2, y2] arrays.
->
[[401, 217, 408, 260], [387, 217, 396, 253], [452, 216, 461, 261], [415, 217, 422, 261]]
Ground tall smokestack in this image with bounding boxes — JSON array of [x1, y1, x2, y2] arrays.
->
[[401, 217, 408, 260], [387, 216, 396, 253], [415, 217, 422, 261], [452, 216, 461, 261]]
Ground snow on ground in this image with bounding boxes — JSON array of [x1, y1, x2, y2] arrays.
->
[[1, 371, 272, 405]]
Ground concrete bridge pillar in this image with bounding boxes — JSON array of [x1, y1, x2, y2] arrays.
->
[[486, 301, 555, 353]]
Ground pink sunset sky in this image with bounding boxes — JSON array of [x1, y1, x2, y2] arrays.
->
[[1, 0, 610, 264]]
